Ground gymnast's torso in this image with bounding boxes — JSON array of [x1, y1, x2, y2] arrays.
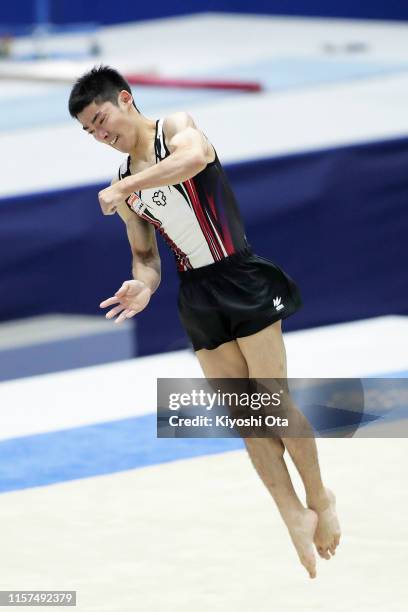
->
[[117, 117, 249, 271]]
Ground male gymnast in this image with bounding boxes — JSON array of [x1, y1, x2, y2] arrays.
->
[[69, 65, 341, 578]]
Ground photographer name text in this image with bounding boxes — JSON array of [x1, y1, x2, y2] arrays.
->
[[168, 414, 288, 428]]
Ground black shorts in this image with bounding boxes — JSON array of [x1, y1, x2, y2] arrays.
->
[[177, 248, 302, 351]]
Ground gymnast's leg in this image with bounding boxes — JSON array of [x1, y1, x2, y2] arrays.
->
[[196, 338, 318, 579]]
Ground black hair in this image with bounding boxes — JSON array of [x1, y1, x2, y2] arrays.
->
[[68, 65, 139, 118]]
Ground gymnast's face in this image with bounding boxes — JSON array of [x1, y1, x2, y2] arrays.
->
[[77, 91, 137, 154]]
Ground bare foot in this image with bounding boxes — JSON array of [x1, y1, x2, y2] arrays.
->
[[287, 508, 318, 579], [313, 488, 341, 560]]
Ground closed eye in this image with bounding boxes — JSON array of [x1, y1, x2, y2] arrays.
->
[[84, 113, 106, 135]]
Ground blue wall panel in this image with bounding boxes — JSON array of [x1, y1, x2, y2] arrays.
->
[[0, 184, 130, 318], [1, 137, 407, 356], [1, 1, 408, 28]]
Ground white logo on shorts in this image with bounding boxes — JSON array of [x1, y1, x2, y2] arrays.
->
[[273, 296, 284, 311]]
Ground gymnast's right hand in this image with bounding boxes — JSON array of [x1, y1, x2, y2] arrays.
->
[[99, 280, 152, 323]]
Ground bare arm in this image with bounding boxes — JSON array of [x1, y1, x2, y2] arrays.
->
[[99, 183, 161, 323], [98, 113, 216, 214], [125, 112, 215, 191], [116, 197, 161, 293]]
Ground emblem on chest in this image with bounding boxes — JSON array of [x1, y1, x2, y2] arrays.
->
[[152, 190, 167, 206]]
